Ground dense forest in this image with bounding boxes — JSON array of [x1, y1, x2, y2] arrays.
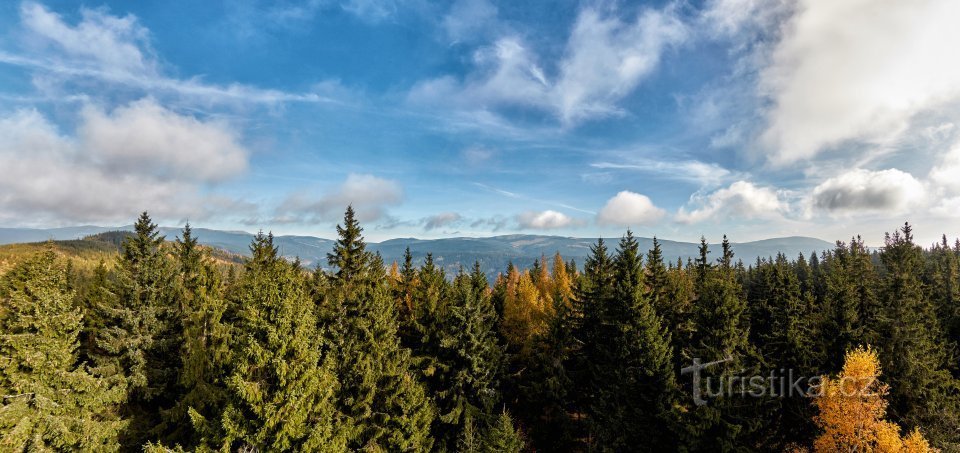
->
[[1, 207, 958, 452]]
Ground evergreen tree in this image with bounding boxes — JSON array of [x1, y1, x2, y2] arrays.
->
[[326, 208, 434, 451], [214, 232, 344, 451], [684, 237, 764, 451], [0, 251, 126, 450], [585, 231, 679, 450], [877, 223, 960, 446], [429, 268, 503, 450], [163, 224, 231, 448], [327, 205, 368, 285], [572, 238, 613, 447], [95, 212, 182, 448], [482, 410, 524, 453]]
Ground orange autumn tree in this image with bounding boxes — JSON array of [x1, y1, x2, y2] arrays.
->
[[813, 346, 936, 452]]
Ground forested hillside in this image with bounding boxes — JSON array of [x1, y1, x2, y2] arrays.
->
[[0, 226, 834, 282], [1, 208, 957, 451]]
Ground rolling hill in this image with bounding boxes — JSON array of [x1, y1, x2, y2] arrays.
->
[[0, 226, 835, 280]]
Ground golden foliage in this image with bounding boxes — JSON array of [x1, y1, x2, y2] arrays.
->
[[813, 346, 938, 453]]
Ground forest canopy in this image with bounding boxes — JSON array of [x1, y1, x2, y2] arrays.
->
[[1, 208, 957, 452]]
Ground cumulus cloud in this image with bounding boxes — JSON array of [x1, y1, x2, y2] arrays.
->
[[807, 169, 926, 216], [929, 142, 960, 196], [758, 0, 960, 164], [409, 4, 687, 125], [676, 181, 785, 224], [0, 102, 250, 225], [423, 212, 462, 230], [517, 210, 580, 230], [273, 174, 403, 224], [80, 99, 247, 182], [597, 191, 665, 226]]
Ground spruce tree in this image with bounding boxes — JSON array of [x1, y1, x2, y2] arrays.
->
[[430, 267, 503, 450], [326, 208, 434, 451], [163, 224, 231, 448], [95, 212, 182, 448], [0, 251, 126, 450], [684, 237, 764, 451], [214, 232, 344, 451], [877, 223, 960, 445], [585, 231, 679, 450], [482, 410, 524, 453]]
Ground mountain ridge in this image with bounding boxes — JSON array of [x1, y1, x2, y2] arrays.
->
[[0, 225, 835, 280]]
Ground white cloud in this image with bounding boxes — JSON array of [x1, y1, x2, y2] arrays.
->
[[5, 2, 339, 106], [80, 99, 247, 182], [423, 212, 462, 230], [409, 4, 687, 125], [699, 0, 790, 39], [21, 2, 155, 75], [553, 7, 687, 124], [274, 174, 403, 224], [758, 0, 960, 164], [517, 210, 580, 230], [597, 191, 665, 226], [930, 142, 960, 196], [0, 103, 250, 225], [806, 168, 926, 216], [676, 181, 785, 224], [461, 145, 495, 165], [591, 158, 733, 187]]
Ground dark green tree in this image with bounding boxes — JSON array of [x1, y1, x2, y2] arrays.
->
[[877, 223, 960, 446], [429, 266, 503, 450], [95, 212, 182, 448], [326, 208, 435, 451], [584, 231, 679, 450]]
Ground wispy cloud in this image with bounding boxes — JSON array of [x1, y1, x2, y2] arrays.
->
[[591, 158, 735, 187], [409, 3, 687, 126], [472, 182, 596, 215], [4, 3, 345, 106]]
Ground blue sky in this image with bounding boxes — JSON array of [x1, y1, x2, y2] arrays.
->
[[1, 0, 959, 245]]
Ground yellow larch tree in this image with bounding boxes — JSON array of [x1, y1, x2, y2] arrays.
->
[[813, 346, 937, 453]]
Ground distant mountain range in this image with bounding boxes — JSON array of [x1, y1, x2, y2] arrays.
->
[[0, 225, 835, 280]]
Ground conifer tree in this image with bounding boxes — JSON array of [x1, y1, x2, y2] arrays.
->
[[95, 212, 182, 448], [685, 237, 763, 450], [213, 232, 344, 451], [483, 410, 524, 453], [571, 238, 613, 446], [327, 205, 368, 285], [585, 231, 679, 450], [0, 251, 126, 450], [429, 267, 503, 450], [163, 224, 230, 448], [326, 208, 434, 451], [877, 223, 959, 445]]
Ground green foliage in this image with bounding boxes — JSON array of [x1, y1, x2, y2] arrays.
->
[[429, 266, 503, 450], [93, 212, 183, 448], [326, 208, 434, 451], [214, 232, 345, 451], [4, 212, 960, 451], [0, 250, 126, 450], [877, 223, 960, 447]]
